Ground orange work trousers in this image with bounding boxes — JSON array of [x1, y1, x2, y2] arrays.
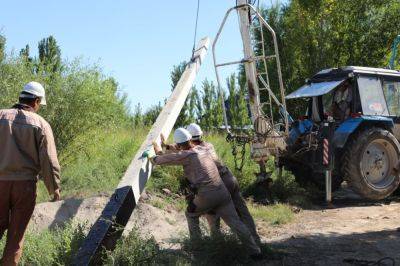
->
[[0, 180, 36, 266]]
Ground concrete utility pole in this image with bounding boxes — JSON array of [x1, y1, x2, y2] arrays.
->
[[73, 37, 210, 266], [236, 0, 261, 122]]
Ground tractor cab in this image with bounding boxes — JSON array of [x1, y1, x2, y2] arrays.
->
[[286, 66, 400, 123], [283, 66, 400, 200]]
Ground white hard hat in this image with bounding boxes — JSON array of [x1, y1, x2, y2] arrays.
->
[[20, 81, 46, 105], [174, 128, 192, 144], [186, 123, 203, 140]]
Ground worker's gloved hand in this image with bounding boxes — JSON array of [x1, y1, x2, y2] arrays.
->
[[142, 149, 155, 159]]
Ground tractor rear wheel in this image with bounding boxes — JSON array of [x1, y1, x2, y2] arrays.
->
[[342, 127, 400, 200]]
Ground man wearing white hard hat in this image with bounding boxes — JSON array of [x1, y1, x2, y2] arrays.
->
[[147, 128, 261, 258], [186, 123, 260, 244], [0, 81, 61, 265]]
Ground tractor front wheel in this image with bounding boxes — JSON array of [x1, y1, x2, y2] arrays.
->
[[342, 127, 400, 200]]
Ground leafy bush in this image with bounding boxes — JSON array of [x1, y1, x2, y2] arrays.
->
[[0, 57, 131, 152], [104, 229, 188, 265], [0, 222, 86, 265], [0, 40, 144, 202], [147, 166, 183, 195], [36, 127, 144, 202]]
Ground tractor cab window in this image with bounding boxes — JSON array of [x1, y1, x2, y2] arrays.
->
[[357, 76, 389, 116], [331, 81, 353, 121], [382, 80, 400, 116], [322, 92, 334, 114], [308, 80, 353, 122]]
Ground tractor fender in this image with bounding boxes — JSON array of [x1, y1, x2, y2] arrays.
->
[[332, 116, 394, 148]]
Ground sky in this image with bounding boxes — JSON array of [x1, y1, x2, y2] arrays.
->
[[1, 0, 278, 111]]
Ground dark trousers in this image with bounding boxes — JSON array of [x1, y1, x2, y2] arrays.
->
[[0, 180, 36, 266]]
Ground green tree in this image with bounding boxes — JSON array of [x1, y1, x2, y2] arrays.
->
[[170, 62, 198, 127], [187, 87, 200, 124], [143, 102, 162, 126], [237, 78, 251, 128], [171, 62, 187, 127], [19, 44, 30, 58], [38, 35, 62, 73], [254, 0, 400, 118], [133, 103, 143, 126], [0, 35, 5, 63], [226, 74, 250, 130], [227, 74, 238, 128], [19, 44, 34, 69], [199, 79, 223, 131]]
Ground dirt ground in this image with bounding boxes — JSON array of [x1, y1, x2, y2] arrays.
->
[[31, 188, 400, 265], [262, 193, 400, 265]]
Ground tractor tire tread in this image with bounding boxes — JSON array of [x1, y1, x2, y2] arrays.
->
[[342, 127, 400, 200]]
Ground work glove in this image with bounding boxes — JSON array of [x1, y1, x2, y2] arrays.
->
[[142, 149, 156, 159]]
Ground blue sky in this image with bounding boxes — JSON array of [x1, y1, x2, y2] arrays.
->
[[1, 0, 279, 111]]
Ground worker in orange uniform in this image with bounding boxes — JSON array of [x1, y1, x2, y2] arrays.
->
[[0, 82, 61, 266], [145, 128, 261, 259], [186, 123, 261, 244]]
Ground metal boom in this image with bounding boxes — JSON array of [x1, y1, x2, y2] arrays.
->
[[72, 37, 210, 265]]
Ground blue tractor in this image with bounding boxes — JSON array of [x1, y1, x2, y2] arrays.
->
[[212, 3, 400, 200], [282, 66, 400, 199]]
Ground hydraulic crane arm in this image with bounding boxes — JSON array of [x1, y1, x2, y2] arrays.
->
[[212, 1, 288, 174]]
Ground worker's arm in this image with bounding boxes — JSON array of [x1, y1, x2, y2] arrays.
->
[[160, 133, 178, 153], [39, 122, 61, 201], [152, 142, 190, 166], [143, 141, 189, 166]]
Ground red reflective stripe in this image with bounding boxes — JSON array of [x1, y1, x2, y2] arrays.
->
[[323, 139, 329, 165]]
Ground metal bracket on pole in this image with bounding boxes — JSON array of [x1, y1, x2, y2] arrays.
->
[[72, 37, 210, 266]]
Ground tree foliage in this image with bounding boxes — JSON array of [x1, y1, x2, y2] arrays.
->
[[167, 62, 204, 127], [198, 79, 224, 131], [226, 74, 251, 130], [0, 35, 131, 152], [255, 0, 400, 117], [0, 34, 5, 63], [38, 35, 62, 73]]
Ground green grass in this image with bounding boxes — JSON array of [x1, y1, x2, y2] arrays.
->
[[106, 228, 277, 266], [26, 131, 304, 265], [248, 202, 294, 226], [36, 127, 145, 202], [104, 229, 189, 265], [0, 222, 86, 265], [175, 234, 275, 265]]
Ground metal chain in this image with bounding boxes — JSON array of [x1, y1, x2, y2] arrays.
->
[[226, 133, 252, 171]]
